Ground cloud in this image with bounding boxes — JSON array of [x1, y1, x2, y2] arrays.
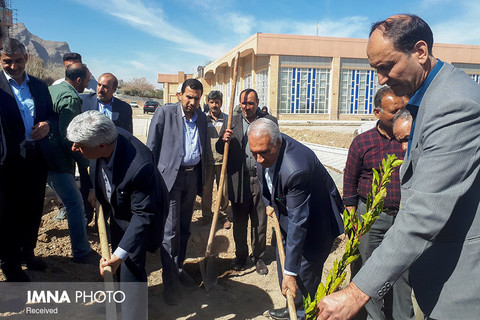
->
[[225, 12, 255, 36], [430, 0, 480, 45], [255, 16, 370, 38], [75, 0, 227, 59]]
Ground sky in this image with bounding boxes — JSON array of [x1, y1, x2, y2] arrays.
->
[[13, 0, 480, 89]]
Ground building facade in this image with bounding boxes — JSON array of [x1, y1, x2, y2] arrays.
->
[[158, 33, 480, 120]]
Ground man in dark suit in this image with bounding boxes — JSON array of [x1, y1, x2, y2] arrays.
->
[[248, 118, 344, 319], [216, 89, 277, 275], [0, 38, 56, 281], [67, 110, 167, 319], [81, 72, 132, 132], [317, 14, 480, 320], [81, 72, 133, 223], [147, 78, 207, 305]]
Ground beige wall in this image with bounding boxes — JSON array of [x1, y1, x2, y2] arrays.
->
[[162, 33, 480, 119]]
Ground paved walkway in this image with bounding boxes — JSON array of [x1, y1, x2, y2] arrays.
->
[[133, 119, 348, 190], [299, 141, 348, 191]]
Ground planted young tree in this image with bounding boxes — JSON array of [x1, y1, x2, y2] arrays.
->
[[304, 154, 403, 319]]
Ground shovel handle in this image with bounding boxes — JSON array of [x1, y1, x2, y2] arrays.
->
[[267, 206, 298, 320], [205, 51, 241, 257], [96, 203, 117, 320]]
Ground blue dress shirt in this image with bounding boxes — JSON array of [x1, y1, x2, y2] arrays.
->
[[181, 109, 201, 166], [406, 59, 444, 158], [4, 71, 35, 141], [98, 98, 114, 120]]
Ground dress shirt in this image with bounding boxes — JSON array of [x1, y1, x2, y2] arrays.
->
[[181, 109, 201, 166], [98, 98, 114, 120], [406, 59, 444, 158], [265, 167, 274, 195], [0, 118, 5, 163], [343, 123, 404, 209], [4, 71, 35, 141]]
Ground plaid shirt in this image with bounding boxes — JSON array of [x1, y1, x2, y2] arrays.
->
[[343, 123, 404, 209]]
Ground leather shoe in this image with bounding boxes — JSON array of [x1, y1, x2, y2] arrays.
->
[[73, 251, 101, 265], [230, 257, 246, 271], [269, 307, 289, 320], [22, 255, 47, 271], [255, 258, 268, 275], [178, 271, 195, 287]]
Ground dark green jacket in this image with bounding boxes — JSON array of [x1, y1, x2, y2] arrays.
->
[[46, 81, 88, 174]]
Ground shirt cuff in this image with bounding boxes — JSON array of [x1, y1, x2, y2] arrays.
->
[[113, 247, 128, 261], [284, 269, 297, 277], [343, 195, 359, 207]]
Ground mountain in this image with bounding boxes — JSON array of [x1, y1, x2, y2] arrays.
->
[[11, 23, 70, 65]]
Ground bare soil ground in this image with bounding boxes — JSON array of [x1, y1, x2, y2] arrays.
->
[[0, 109, 357, 319]]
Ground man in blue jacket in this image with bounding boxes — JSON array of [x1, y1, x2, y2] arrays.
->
[[248, 118, 344, 319]]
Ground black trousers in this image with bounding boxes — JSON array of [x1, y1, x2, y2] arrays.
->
[[111, 217, 148, 320], [231, 175, 267, 261], [160, 169, 198, 288], [276, 246, 325, 319], [0, 146, 47, 268]]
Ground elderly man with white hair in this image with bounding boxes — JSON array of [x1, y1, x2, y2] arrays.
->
[[67, 110, 167, 319], [247, 118, 344, 319]]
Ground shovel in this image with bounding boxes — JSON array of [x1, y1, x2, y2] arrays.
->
[[200, 51, 240, 291], [267, 206, 298, 320], [96, 204, 117, 320]]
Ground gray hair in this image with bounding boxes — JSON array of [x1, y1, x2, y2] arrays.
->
[[393, 107, 413, 125], [247, 118, 281, 146], [67, 110, 118, 147], [1, 38, 26, 56]]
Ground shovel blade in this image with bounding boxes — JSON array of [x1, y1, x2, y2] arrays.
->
[[199, 256, 218, 291]]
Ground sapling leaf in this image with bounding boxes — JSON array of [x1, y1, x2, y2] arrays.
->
[[303, 155, 403, 320]]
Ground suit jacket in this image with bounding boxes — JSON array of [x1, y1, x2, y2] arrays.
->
[[0, 115, 5, 164], [81, 93, 133, 133], [0, 71, 56, 165], [353, 62, 480, 319], [146, 102, 207, 193], [216, 109, 277, 203], [257, 134, 344, 274], [95, 129, 167, 254], [46, 81, 89, 174]]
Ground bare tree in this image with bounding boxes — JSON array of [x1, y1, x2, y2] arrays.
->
[[25, 54, 64, 85], [121, 77, 162, 98], [123, 77, 155, 92]]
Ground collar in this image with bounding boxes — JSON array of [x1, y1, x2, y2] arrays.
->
[[375, 121, 394, 141], [104, 140, 117, 170], [208, 111, 224, 121], [4, 70, 29, 86], [181, 107, 198, 122], [241, 107, 260, 124], [65, 81, 80, 97], [408, 59, 444, 107], [98, 96, 114, 107]]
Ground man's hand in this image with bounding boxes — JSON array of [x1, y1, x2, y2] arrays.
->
[[316, 282, 370, 320], [222, 129, 233, 142], [282, 274, 298, 299], [88, 190, 97, 208], [99, 255, 122, 277], [30, 121, 50, 140]]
